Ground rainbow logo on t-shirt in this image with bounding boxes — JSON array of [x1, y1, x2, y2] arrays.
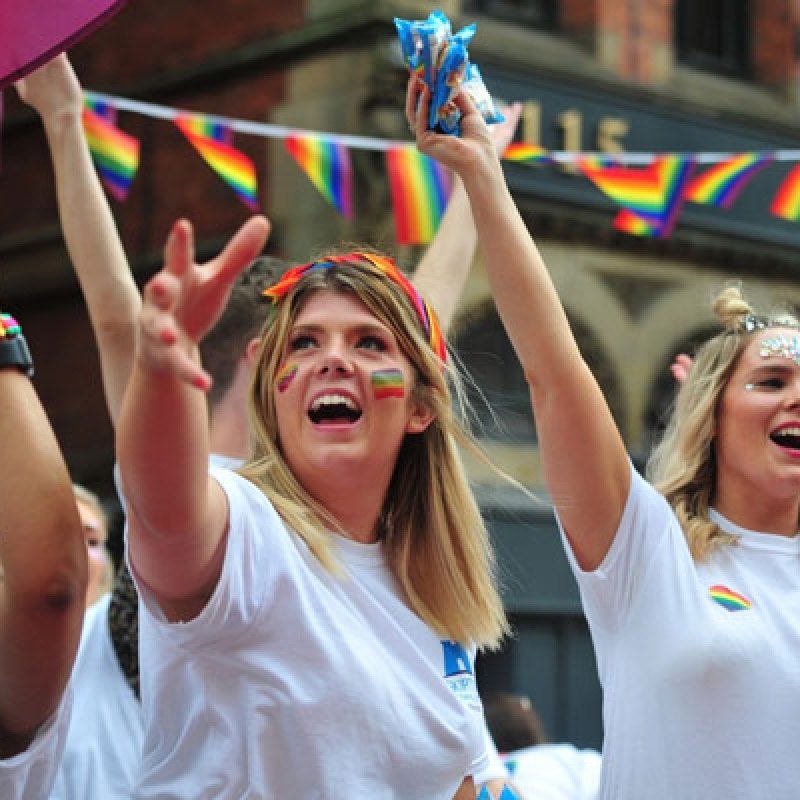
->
[[709, 584, 752, 612]]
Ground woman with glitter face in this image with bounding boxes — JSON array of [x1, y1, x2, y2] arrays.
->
[[116, 211, 514, 797], [408, 74, 800, 799]]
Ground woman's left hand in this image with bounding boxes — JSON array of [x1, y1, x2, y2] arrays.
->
[[405, 76, 499, 179]]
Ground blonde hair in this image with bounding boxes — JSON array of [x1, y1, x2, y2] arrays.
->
[[72, 483, 113, 596], [240, 252, 509, 649], [647, 285, 800, 560]]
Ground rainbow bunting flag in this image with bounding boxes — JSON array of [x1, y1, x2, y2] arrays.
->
[[684, 153, 771, 209], [502, 142, 551, 165], [174, 113, 259, 211], [613, 208, 658, 237], [770, 162, 800, 220], [385, 146, 452, 246], [284, 133, 353, 219], [84, 94, 116, 122], [81, 106, 139, 201], [579, 154, 695, 238]]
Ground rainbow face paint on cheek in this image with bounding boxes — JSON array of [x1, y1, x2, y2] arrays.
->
[[276, 363, 298, 393], [371, 368, 405, 399]]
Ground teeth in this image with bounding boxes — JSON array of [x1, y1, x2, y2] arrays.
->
[[774, 427, 800, 437], [312, 394, 358, 412]]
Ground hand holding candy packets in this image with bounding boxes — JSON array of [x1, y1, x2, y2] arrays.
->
[[394, 9, 504, 136]]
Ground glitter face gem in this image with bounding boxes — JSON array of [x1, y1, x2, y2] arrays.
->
[[757, 333, 800, 367], [276, 363, 298, 393], [370, 368, 405, 399]]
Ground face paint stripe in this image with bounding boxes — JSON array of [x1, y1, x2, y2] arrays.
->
[[371, 368, 405, 399], [276, 363, 298, 393]]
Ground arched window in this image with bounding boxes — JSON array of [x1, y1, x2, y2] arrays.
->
[[453, 303, 624, 443]]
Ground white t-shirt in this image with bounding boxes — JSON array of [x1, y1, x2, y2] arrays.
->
[[503, 744, 601, 800], [0, 690, 72, 800], [559, 464, 800, 800], [130, 465, 490, 799], [49, 593, 143, 800]]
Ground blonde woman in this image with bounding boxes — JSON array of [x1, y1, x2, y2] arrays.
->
[[117, 215, 511, 798], [411, 72, 800, 799]]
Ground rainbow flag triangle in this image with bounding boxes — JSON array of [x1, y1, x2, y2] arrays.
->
[[613, 208, 658, 237], [579, 154, 694, 237], [385, 146, 452, 246], [81, 105, 139, 201], [502, 142, 551, 165], [284, 133, 353, 219], [684, 153, 771, 209], [770, 162, 800, 220], [174, 113, 258, 211], [84, 95, 116, 123]]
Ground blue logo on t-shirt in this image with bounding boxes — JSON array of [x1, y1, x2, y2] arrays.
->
[[442, 640, 473, 677], [441, 640, 480, 707]]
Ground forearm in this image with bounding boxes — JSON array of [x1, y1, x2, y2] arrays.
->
[[411, 176, 476, 333], [117, 357, 211, 540], [42, 105, 140, 423], [0, 370, 85, 741], [459, 157, 580, 388], [0, 371, 85, 605]]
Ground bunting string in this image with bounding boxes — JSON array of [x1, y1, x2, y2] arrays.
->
[[79, 89, 800, 243]]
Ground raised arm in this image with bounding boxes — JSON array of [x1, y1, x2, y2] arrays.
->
[[0, 332, 86, 756], [117, 216, 269, 622], [412, 103, 522, 333], [410, 80, 630, 571], [15, 54, 141, 426]]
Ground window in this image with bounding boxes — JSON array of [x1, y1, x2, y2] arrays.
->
[[675, 0, 750, 76], [464, 0, 558, 30]]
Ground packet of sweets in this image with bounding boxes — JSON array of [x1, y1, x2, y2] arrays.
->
[[394, 10, 504, 135], [430, 35, 469, 133], [462, 63, 505, 126], [394, 16, 422, 74], [414, 10, 451, 89]]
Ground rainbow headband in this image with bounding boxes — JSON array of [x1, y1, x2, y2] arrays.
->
[[263, 252, 447, 363]]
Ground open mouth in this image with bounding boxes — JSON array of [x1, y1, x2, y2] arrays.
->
[[308, 393, 362, 425], [770, 427, 800, 450]]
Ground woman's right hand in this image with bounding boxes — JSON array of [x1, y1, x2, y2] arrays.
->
[[139, 215, 270, 390]]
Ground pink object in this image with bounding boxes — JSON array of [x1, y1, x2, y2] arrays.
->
[[0, 0, 127, 89]]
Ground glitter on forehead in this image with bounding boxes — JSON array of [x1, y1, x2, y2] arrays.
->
[[757, 333, 800, 367]]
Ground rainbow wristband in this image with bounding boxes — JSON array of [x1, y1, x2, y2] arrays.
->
[[0, 312, 34, 377], [0, 313, 21, 338]]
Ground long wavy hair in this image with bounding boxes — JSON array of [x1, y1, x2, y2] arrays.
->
[[647, 285, 800, 560], [239, 251, 509, 649]]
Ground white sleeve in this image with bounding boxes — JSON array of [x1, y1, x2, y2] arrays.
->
[[129, 466, 288, 648], [0, 689, 72, 800], [472, 718, 509, 783], [555, 462, 685, 632]]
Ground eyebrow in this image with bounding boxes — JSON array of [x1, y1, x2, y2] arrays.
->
[[746, 363, 794, 377], [291, 321, 392, 337]]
